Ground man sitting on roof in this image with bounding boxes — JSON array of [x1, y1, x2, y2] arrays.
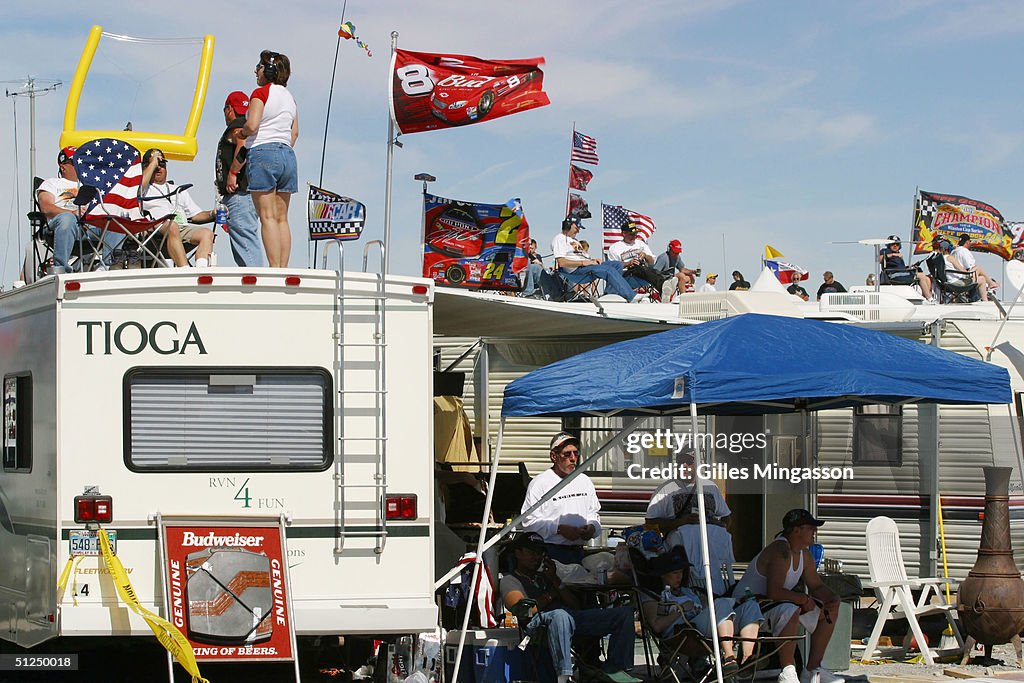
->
[[521, 432, 602, 565], [500, 532, 641, 683], [734, 509, 840, 683], [139, 148, 216, 267], [653, 239, 697, 299], [552, 217, 646, 303], [606, 222, 667, 293]]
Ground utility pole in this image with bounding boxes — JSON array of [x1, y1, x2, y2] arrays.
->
[[4, 76, 62, 205]]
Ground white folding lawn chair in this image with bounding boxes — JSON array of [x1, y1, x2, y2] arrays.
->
[[862, 516, 963, 664]]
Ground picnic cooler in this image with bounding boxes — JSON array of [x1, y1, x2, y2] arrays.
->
[[444, 628, 547, 683], [820, 572, 862, 671]]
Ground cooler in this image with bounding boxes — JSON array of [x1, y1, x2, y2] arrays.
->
[[444, 628, 549, 683]]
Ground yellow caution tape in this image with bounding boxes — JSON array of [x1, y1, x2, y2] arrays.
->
[[97, 528, 209, 683], [56, 555, 84, 606]]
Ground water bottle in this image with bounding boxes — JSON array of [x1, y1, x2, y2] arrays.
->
[[657, 585, 673, 616], [214, 200, 228, 232]]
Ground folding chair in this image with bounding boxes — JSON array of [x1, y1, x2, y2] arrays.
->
[[861, 516, 962, 664], [557, 268, 602, 303], [77, 186, 175, 269], [925, 252, 979, 304], [24, 177, 104, 280]]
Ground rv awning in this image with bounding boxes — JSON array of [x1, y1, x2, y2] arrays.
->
[[502, 313, 1012, 417], [432, 288, 684, 338]]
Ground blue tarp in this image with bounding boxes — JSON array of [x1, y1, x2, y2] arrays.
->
[[502, 314, 1011, 416]]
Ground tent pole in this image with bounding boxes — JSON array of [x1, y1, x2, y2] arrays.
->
[[450, 416, 507, 682], [690, 401, 724, 683]]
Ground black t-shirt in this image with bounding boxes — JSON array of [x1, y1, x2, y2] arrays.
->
[[729, 280, 750, 291], [880, 248, 906, 270], [215, 116, 248, 195], [788, 283, 808, 297], [816, 280, 847, 299]]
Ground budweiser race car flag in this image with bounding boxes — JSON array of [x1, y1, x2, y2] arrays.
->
[[390, 49, 550, 134], [422, 194, 530, 291], [912, 190, 1014, 259]]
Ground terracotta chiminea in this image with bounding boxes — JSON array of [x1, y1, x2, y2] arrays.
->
[[957, 466, 1024, 666]]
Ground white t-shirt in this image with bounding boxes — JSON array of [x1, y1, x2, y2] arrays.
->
[[944, 255, 970, 283], [247, 83, 297, 148], [952, 245, 976, 270], [139, 181, 203, 226], [551, 232, 590, 273], [607, 239, 653, 264], [700, 283, 717, 293], [521, 468, 602, 546], [37, 177, 80, 211], [646, 479, 731, 522]]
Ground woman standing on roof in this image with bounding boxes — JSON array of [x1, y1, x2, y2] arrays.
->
[[233, 49, 298, 267]]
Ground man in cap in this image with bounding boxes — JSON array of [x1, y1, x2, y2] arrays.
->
[[699, 272, 719, 293], [646, 446, 731, 535], [879, 235, 933, 299], [934, 237, 989, 302], [521, 432, 602, 565], [952, 233, 997, 294], [37, 146, 125, 272], [217, 90, 264, 266], [653, 239, 697, 299], [733, 509, 840, 683], [606, 222, 667, 293], [499, 531, 640, 683], [552, 216, 647, 303], [139, 148, 216, 267]]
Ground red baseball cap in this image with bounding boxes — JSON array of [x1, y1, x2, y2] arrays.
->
[[225, 91, 250, 116], [57, 146, 76, 165], [668, 239, 682, 254]]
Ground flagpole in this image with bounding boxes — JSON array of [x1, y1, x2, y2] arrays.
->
[[313, 0, 348, 269], [382, 30, 399, 274], [565, 121, 575, 219]]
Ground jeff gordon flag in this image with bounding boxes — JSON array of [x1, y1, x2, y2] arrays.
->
[[73, 138, 142, 218], [913, 190, 1014, 260], [571, 131, 599, 165], [390, 49, 550, 134], [307, 185, 366, 241], [602, 203, 655, 253]]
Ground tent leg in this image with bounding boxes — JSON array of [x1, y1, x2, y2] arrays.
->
[[691, 401, 724, 683]]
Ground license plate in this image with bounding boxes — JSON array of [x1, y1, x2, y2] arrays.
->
[[69, 530, 117, 557]]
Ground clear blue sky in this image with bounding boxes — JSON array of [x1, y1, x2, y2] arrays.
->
[[2, 1, 1022, 289]]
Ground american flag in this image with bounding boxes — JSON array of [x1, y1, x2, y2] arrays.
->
[[72, 138, 144, 219], [569, 164, 593, 191], [571, 130, 599, 165], [602, 203, 656, 252]]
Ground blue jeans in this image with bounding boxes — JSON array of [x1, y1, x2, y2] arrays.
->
[[51, 212, 124, 270], [561, 262, 637, 301], [247, 142, 298, 193], [522, 262, 544, 296], [223, 192, 264, 267], [529, 606, 636, 676]]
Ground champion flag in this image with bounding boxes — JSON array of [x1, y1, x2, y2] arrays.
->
[[602, 203, 656, 253], [390, 49, 549, 135], [72, 138, 143, 218], [307, 185, 366, 241], [571, 131, 599, 165], [569, 164, 593, 191], [913, 190, 1014, 260], [568, 193, 590, 219]]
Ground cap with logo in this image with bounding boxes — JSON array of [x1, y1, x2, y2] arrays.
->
[[550, 431, 580, 451], [668, 240, 682, 254], [506, 531, 546, 551], [225, 91, 250, 116], [706, 273, 718, 279], [57, 146, 77, 165]]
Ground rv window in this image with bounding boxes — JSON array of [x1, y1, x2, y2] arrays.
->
[[852, 404, 902, 466], [3, 374, 32, 472], [125, 368, 332, 471]]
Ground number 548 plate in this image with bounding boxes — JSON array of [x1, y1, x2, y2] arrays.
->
[[69, 530, 116, 556]]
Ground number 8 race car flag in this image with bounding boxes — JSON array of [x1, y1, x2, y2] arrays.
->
[[390, 49, 550, 135]]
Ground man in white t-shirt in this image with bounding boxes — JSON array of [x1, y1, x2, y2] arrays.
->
[[36, 146, 125, 272], [646, 447, 731, 535], [521, 432, 602, 565], [699, 273, 719, 292], [606, 222, 668, 293], [139, 148, 216, 267], [953, 233, 998, 293], [552, 217, 645, 303]]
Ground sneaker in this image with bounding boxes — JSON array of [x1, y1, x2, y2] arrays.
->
[[600, 668, 643, 683], [721, 656, 739, 679], [778, 664, 800, 683], [630, 294, 646, 304], [800, 667, 844, 683]]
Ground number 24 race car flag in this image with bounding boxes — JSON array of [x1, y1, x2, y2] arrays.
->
[[390, 49, 550, 134]]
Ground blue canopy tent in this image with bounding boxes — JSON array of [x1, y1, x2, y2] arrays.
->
[[451, 314, 1011, 678]]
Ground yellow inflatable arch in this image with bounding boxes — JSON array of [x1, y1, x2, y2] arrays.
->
[[60, 25, 215, 161]]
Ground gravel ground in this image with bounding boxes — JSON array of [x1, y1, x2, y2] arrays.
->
[[841, 643, 1022, 681]]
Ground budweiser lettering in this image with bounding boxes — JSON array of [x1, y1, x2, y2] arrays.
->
[[181, 531, 265, 547]]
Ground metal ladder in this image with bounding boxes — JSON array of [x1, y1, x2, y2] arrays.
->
[[331, 240, 389, 556]]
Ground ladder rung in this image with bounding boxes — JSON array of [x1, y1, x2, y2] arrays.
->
[[340, 389, 387, 395], [339, 484, 387, 489], [342, 343, 386, 348], [338, 436, 387, 442]]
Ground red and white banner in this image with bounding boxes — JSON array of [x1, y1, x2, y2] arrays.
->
[[390, 49, 550, 134], [161, 520, 295, 662]]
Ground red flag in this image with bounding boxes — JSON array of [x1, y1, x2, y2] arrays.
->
[[568, 193, 589, 218], [569, 165, 593, 191], [390, 49, 550, 134]]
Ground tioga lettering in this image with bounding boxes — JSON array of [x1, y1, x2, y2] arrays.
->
[[78, 320, 207, 355]]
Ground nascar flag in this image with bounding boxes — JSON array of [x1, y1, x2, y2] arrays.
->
[[912, 190, 1013, 259], [390, 49, 550, 134], [602, 203, 656, 253], [423, 194, 530, 291], [569, 165, 593, 191], [307, 185, 366, 241]]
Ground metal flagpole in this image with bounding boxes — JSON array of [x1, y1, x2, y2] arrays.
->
[[382, 31, 400, 274], [415, 173, 436, 277], [565, 122, 575, 219]]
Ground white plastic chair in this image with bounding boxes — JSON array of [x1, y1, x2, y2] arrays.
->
[[862, 516, 963, 664]]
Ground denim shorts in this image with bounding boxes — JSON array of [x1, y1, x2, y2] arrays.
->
[[247, 142, 298, 193]]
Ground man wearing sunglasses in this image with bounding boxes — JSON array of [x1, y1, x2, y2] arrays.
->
[[520, 432, 602, 565], [140, 148, 216, 267]]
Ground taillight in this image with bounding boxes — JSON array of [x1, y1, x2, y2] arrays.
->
[[65, 281, 81, 292], [285, 276, 301, 286], [74, 495, 113, 524], [197, 274, 214, 285], [385, 494, 417, 520], [241, 275, 257, 285], [412, 285, 428, 295]]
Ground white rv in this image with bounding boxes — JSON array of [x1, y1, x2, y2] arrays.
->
[[0, 268, 437, 648]]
